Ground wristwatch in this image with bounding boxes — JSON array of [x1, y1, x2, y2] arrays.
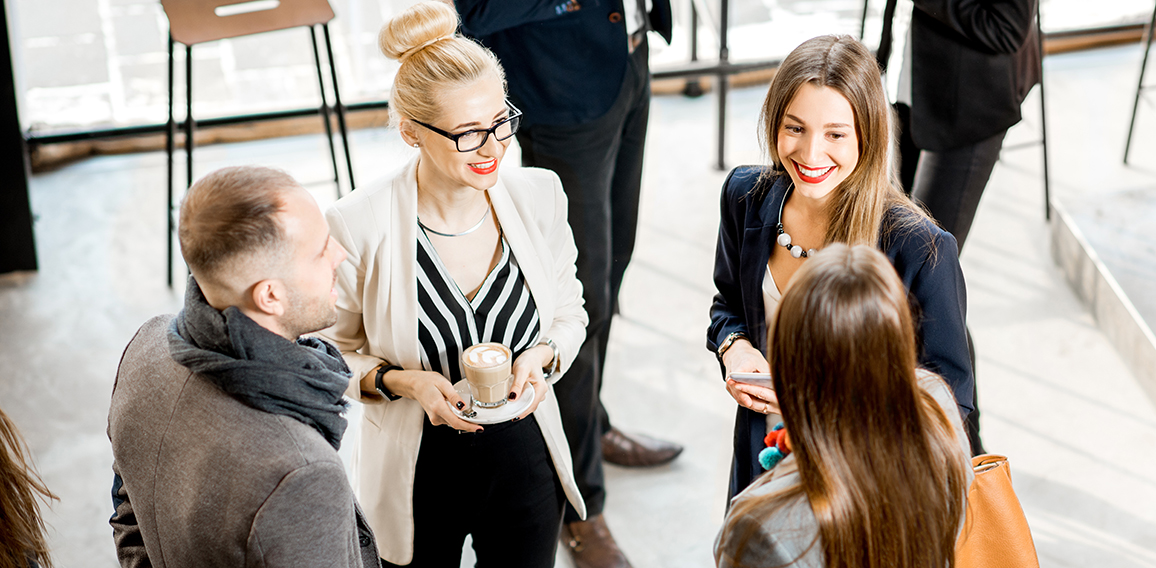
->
[[539, 338, 560, 380], [716, 331, 749, 359], [374, 363, 404, 401]]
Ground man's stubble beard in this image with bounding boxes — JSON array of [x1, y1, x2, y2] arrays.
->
[[282, 285, 339, 339]]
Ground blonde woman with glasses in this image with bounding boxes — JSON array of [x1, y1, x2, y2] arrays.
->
[[319, 3, 588, 566]]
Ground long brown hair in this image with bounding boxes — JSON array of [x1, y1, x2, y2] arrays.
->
[[759, 35, 930, 247], [723, 244, 968, 568], [0, 407, 57, 568]]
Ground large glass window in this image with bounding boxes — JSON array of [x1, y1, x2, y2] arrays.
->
[[10, 0, 1153, 133]]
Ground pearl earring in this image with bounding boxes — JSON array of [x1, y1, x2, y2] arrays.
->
[[412, 143, 419, 148]]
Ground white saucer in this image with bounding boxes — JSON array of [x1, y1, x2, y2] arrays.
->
[[450, 381, 535, 424]]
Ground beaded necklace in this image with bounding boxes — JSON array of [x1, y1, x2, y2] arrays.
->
[[775, 184, 819, 259]]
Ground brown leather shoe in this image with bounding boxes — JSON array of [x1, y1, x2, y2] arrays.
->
[[601, 427, 684, 467], [562, 514, 632, 568]]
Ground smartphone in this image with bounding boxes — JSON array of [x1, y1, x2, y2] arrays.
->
[[729, 372, 773, 388]]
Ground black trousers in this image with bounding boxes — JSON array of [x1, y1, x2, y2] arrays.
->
[[896, 103, 1004, 455], [381, 415, 565, 568], [515, 42, 652, 524]]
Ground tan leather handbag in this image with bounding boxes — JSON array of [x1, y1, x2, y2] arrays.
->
[[956, 454, 1040, 568]]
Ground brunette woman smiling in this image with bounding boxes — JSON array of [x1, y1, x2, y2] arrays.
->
[[319, 3, 588, 566], [706, 35, 973, 499]]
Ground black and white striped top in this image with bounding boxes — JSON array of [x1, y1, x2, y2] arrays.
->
[[415, 230, 541, 384]]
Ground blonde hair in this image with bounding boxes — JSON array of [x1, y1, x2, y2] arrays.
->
[[0, 407, 57, 568], [759, 35, 930, 247], [719, 244, 968, 568], [379, 1, 506, 126]]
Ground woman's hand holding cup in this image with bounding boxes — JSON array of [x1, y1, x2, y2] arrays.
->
[[389, 368, 478, 432], [510, 344, 553, 420]]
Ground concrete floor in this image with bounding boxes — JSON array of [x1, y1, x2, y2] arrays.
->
[[2, 44, 1156, 568]]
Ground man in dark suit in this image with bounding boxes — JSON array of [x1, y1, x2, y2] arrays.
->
[[456, 2, 679, 567], [878, 0, 1041, 454]]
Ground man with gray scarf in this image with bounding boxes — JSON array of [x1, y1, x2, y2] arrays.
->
[[107, 166, 379, 567]]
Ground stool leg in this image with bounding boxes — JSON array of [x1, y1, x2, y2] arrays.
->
[[185, 44, 194, 191], [1125, 3, 1156, 165], [859, 0, 869, 41], [1036, 3, 1050, 220], [323, 24, 355, 191], [167, 34, 175, 288], [310, 25, 341, 197]]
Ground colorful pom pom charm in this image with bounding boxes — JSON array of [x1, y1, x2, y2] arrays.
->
[[758, 446, 785, 470], [758, 423, 791, 471]]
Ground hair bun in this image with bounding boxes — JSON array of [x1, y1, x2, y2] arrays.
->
[[379, 1, 459, 63]]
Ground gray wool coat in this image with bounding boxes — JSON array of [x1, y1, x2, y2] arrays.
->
[[108, 315, 380, 568]]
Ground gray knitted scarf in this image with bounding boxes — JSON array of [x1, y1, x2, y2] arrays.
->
[[167, 276, 351, 450]]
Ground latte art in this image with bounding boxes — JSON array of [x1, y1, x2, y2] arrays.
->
[[466, 345, 509, 367]]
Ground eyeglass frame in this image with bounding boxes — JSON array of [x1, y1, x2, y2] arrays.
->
[[411, 101, 523, 153]]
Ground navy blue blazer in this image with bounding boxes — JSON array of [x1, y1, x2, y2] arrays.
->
[[457, 0, 672, 127], [707, 166, 974, 496]]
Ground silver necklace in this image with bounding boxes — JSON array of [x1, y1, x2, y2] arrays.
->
[[775, 184, 818, 259], [418, 203, 491, 237]]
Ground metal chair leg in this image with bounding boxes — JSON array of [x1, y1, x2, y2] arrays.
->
[[167, 34, 175, 288], [310, 25, 341, 198], [716, 0, 730, 171], [1124, 2, 1156, 165], [860, 0, 870, 41], [186, 44, 194, 191], [323, 24, 355, 191], [1037, 2, 1050, 220]]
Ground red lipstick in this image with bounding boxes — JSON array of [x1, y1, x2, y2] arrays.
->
[[792, 161, 835, 184], [468, 159, 498, 175]]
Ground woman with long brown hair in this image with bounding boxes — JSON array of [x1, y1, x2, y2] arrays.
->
[[714, 244, 972, 568], [707, 34, 973, 498], [0, 407, 57, 568]]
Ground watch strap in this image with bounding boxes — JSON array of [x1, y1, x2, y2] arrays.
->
[[717, 331, 749, 359], [540, 338, 560, 380], [374, 364, 404, 401]]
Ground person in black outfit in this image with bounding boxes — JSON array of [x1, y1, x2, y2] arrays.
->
[[455, 2, 681, 567], [878, 0, 1041, 454]]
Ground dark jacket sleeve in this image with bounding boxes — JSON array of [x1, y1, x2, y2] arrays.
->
[[707, 168, 750, 357], [912, 0, 1036, 54], [456, 0, 595, 37], [110, 472, 152, 568], [898, 227, 975, 416]]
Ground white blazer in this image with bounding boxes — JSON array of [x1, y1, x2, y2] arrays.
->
[[320, 157, 588, 564]]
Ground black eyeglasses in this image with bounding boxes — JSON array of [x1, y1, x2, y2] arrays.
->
[[413, 102, 523, 153]]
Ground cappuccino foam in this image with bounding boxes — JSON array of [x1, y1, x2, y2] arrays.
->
[[466, 345, 509, 367]]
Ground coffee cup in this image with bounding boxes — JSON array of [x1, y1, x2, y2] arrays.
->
[[462, 342, 513, 409]]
